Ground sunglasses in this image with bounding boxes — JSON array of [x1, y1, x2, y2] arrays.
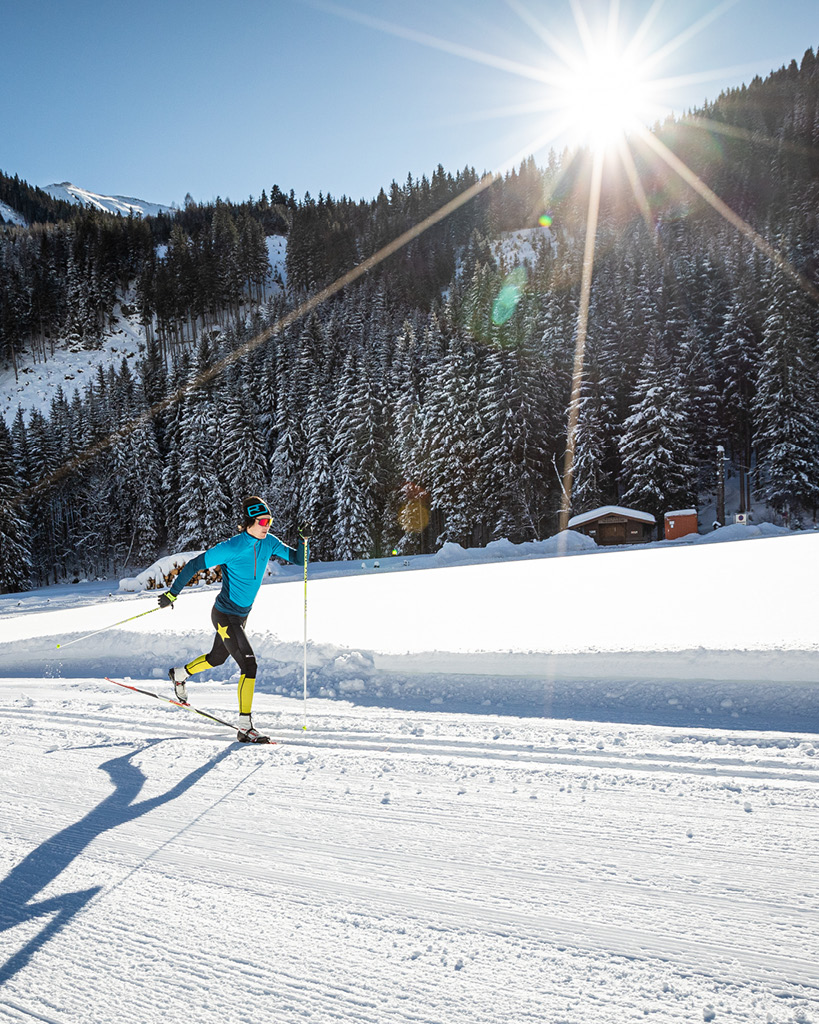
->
[[255, 517, 271, 527]]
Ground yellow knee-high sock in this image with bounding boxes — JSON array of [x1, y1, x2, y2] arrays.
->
[[185, 655, 213, 676], [237, 675, 256, 716]]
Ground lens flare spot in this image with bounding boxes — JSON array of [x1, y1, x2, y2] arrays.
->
[[538, 214, 553, 227], [399, 501, 429, 534], [492, 266, 528, 326], [398, 483, 430, 534]]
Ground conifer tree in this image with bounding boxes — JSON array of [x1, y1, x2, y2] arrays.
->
[[0, 418, 32, 592], [481, 337, 552, 542], [299, 379, 335, 559], [173, 340, 231, 549], [219, 369, 270, 507], [753, 271, 819, 524], [714, 297, 760, 507], [676, 328, 720, 484], [416, 333, 484, 547], [333, 351, 383, 558], [619, 343, 696, 525], [570, 345, 617, 514], [269, 359, 303, 537]]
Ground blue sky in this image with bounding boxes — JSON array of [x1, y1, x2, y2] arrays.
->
[[3, 0, 818, 207]]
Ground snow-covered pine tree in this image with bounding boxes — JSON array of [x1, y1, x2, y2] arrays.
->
[[269, 354, 304, 538], [173, 338, 232, 549], [416, 332, 484, 547], [619, 342, 696, 525], [108, 360, 163, 566], [481, 333, 552, 542], [63, 241, 100, 351], [299, 378, 335, 559], [384, 320, 429, 552], [675, 327, 720, 486], [0, 417, 32, 592], [218, 367, 270, 511], [570, 341, 617, 514], [211, 200, 242, 322], [26, 403, 74, 583], [332, 350, 382, 559], [122, 414, 164, 566], [753, 269, 819, 525], [714, 296, 761, 507], [237, 209, 270, 304]]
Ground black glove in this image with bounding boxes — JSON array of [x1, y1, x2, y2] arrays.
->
[[158, 592, 177, 609], [299, 524, 313, 540]]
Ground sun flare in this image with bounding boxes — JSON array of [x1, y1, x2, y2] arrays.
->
[[562, 44, 652, 151]]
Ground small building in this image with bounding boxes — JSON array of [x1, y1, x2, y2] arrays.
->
[[568, 505, 656, 545], [664, 509, 698, 540]]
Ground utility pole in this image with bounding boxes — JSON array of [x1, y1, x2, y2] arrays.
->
[[715, 445, 725, 528], [738, 462, 746, 515]]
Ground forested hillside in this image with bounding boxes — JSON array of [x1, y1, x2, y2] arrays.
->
[[1, 48, 818, 590]]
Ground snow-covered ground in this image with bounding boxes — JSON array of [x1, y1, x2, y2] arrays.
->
[[1, 234, 289, 426], [0, 304, 147, 425], [266, 234, 287, 294], [1, 529, 818, 1022], [490, 224, 553, 272], [0, 200, 26, 228]]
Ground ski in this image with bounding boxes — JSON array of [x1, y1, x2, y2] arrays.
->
[[104, 677, 275, 744]]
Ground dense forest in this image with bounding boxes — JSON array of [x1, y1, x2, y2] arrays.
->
[[1, 48, 819, 590]]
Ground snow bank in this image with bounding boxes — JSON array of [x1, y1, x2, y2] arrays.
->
[[2, 528, 819, 731], [431, 531, 596, 566], [678, 521, 792, 545]]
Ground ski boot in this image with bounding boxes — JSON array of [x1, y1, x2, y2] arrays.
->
[[237, 714, 270, 744], [168, 666, 189, 704]]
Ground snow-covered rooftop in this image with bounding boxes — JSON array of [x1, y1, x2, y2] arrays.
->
[[568, 505, 656, 528]]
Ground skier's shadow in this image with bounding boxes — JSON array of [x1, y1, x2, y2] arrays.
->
[[0, 739, 233, 986]]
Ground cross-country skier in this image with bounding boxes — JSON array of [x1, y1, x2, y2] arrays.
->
[[157, 496, 308, 743]]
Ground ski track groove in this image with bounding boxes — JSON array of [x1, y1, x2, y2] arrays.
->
[[2, 703, 818, 784]]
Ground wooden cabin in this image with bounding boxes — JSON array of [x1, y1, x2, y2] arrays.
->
[[568, 505, 656, 545]]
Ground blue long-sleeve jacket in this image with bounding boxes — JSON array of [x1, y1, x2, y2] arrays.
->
[[169, 531, 305, 616]]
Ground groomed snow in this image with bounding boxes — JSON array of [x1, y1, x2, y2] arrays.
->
[[1, 529, 817, 1023]]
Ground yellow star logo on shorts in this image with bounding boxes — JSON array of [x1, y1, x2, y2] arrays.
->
[[217, 623, 230, 641]]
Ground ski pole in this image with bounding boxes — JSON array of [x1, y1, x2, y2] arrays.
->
[[56, 605, 160, 649], [302, 534, 309, 731]]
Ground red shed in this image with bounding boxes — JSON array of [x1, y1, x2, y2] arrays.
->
[[664, 508, 698, 540]]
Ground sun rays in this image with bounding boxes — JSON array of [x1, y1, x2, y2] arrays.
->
[[7, 1, 815, 530], [312, 0, 818, 524]]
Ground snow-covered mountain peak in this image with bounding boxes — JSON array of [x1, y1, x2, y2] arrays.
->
[[42, 181, 174, 218]]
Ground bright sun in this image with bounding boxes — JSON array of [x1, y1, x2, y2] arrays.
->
[[562, 42, 651, 152]]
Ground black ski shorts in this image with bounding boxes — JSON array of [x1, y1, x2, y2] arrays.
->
[[205, 607, 257, 679]]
